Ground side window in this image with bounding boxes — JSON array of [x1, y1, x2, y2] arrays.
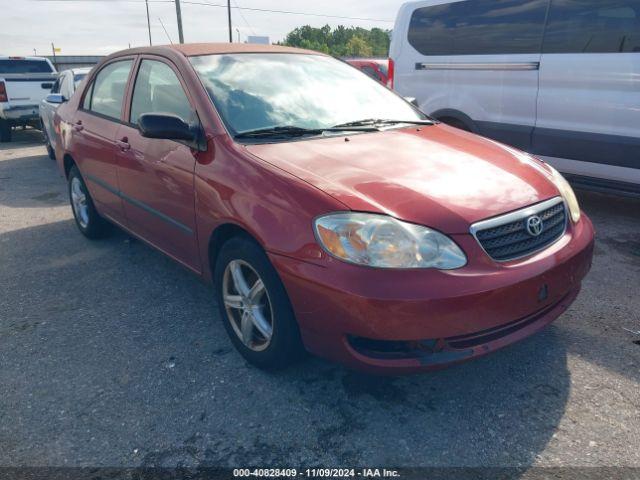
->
[[408, 0, 548, 56], [86, 60, 133, 120], [543, 0, 640, 54], [50, 78, 61, 94], [130, 59, 193, 125]]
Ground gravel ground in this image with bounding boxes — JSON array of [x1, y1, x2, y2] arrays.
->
[[0, 129, 639, 470]]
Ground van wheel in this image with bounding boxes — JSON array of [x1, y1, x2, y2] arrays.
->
[[214, 236, 305, 370], [41, 122, 56, 160], [68, 165, 110, 239], [0, 120, 11, 142]]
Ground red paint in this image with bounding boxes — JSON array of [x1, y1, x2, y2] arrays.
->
[[345, 58, 389, 85], [55, 44, 595, 373]]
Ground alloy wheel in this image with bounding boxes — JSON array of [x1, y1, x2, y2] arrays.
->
[[222, 259, 274, 351]]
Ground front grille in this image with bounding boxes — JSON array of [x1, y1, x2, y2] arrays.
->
[[472, 198, 567, 261]]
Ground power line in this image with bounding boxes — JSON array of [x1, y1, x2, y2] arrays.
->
[[31, 0, 394, 23], [233, 0, 256, 37]]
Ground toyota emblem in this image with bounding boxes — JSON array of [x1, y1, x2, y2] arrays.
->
[[526, 215, 544, 237]]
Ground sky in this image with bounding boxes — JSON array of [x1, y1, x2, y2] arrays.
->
[[1, 0, 402, 56]]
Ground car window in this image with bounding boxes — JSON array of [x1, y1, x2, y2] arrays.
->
[[73, 73, 87, 88], [190, 53, 424, 135], [543, 0, 640, 54], [0, 59, 54, 74], [408, 0, 548, 55], [85, 60, 133, 120], [50, 78, 61, 94], [130, 59, 193, 125], [361, 65, 380, 80]]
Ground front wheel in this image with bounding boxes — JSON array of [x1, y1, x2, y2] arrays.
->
[[214, 236, 305, 370], [68, 165, 111, 239]]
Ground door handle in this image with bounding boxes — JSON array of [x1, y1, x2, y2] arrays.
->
[[73, 120, 83, 132], [116, 137, 131, 151]]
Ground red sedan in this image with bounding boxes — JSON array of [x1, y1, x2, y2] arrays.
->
[[54, 43, 594, 373], [345, 58, 390, 85]]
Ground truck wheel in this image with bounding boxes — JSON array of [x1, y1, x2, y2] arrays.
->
[[0, 120, 11, 142], [41, 121, 56, 160]]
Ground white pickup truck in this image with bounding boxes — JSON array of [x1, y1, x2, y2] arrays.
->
[[0, 56, 57, 142]]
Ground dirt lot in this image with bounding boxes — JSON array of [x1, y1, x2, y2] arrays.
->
[[1, 129, 639, 470]]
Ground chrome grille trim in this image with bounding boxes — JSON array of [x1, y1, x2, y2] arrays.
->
[[470, 197, 567, 262]]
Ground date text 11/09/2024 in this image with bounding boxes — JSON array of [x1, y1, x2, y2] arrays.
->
[[233, 468, 400, 478]]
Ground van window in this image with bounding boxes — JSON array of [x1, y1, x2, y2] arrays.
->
[[543, 0, 640, 54], [408, 0, 548, 56], [130, 60, 193, 125], [85, 60, 133, 120]]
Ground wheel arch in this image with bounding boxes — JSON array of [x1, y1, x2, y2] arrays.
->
[[63, 153, 76, 179], [207, 222, 264, 281], [430, 108, 478, 133]]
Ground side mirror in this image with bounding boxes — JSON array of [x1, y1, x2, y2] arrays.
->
[[404, 96, 419, 108], [138, 113, 196, 142], [46, 93, 65, 104]]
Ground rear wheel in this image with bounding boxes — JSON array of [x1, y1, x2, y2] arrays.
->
[[214, 236, 305, 370], [68, 165, 110, 239], [0, 119, 11, 142]]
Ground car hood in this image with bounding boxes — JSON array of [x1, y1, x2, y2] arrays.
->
[[244, 124, 559, 233]]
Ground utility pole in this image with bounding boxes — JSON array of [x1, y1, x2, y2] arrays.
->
[[227, 0, 232, 43], [50, 42, 58, 70], [175, 0, 184, 44], [145, 0, 152, 45]]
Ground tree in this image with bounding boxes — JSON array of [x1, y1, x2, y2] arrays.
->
[[280, 25, 391, 57], [345, 35, 373, 57]]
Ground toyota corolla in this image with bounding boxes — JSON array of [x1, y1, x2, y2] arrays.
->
[[54, 43, 594, 373]]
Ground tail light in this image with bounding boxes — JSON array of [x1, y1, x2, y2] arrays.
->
[[0, 81, 7, 103], [387, 58, 395, 90]]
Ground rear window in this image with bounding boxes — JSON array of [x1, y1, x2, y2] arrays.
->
[[408, 0, 548, 56], [0, 59, 54, 74], [543, 0, 640, 54]]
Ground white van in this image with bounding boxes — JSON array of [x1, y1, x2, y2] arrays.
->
[[390, 0, 640, 196]]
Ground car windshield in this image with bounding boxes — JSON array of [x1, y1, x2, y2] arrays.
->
[[190, 53, 424, 138]]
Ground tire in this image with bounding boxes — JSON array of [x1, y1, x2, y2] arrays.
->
[[0, 119, 11, 142], [68, 165, 111, 239], [41, 121, 56, 160], [214, 236, 305, 370]]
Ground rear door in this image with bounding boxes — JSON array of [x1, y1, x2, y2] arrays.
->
[[115, 56, 201, 271], [395, 0, 547, 150], [534, 0, 640, 185], [71, 59, 134, 223]]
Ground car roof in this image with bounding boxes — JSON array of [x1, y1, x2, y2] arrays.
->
[[110, 42, 323, 58]]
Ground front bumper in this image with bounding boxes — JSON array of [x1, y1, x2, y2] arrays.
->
[[270, 214, 595, 374], [1, 104, 40, 122]]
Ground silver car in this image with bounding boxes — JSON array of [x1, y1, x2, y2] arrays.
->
[[39, 67, 91, 159]]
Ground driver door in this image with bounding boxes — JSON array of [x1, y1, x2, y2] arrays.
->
[[115, 57, 201, 272]]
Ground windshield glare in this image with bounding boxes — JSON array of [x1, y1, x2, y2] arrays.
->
[[190, 53, 423, 136]]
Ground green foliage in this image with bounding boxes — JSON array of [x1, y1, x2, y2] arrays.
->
[[280, 25, 391, 57]]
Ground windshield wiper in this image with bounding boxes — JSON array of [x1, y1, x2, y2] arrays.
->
[[332, 118, 434, 128], [235, 124, 379, 140]]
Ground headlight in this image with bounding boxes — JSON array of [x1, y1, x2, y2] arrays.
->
[[314, 213, 466, 269], [548, 165, 581, 223]]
